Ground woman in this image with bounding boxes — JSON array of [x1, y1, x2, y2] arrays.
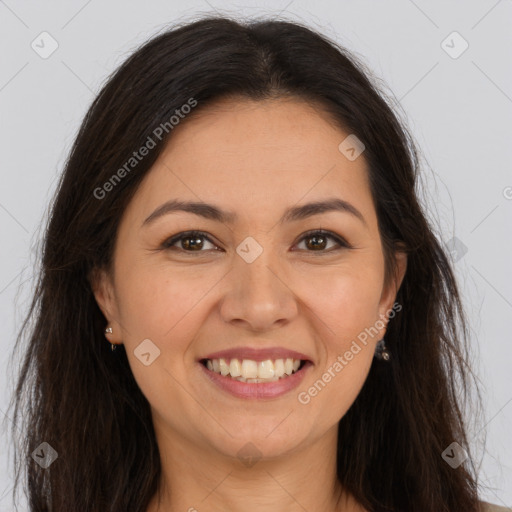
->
[[7, 15, 508, 512]]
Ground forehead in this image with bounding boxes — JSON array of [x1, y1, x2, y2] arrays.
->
[[123, 97, 377, 231]]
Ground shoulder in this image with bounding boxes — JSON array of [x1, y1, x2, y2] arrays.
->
[[479, 501, 512, 512]]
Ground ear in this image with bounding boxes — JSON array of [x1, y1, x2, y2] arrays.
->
[[88, 267, 123, 343], [377, 248, 407, 336]]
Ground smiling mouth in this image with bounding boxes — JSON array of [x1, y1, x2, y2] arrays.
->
[[200, 357, 307, 383]]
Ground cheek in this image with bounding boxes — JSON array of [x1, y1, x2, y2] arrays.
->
[[114, 259, 217, 339], [300, 351, 373, 430], [298, 261, 384, 341], [111, 262, 205, 407], [296, 263, 382, 421]]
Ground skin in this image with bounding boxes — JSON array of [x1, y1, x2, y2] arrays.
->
[[92, 96, 407, 512]]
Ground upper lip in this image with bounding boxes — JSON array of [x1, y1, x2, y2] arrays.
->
[[200, 346, 312, 363]]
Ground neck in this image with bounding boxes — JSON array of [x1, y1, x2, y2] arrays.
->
[[146, 419, 366, 512]]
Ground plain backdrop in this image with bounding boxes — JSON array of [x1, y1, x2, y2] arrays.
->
[[1, 0, 511, 510]]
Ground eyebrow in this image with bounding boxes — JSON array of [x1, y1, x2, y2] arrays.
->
[[142, 197, 367, 228]]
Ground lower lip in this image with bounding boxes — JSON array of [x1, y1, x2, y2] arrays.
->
[[198, 361, 313, 399]]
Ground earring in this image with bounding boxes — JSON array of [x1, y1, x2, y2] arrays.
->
[[374, 338, 390, 361], [104, 326, 116, 351]]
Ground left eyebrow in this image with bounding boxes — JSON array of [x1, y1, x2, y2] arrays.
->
[[142, 197, 368, 229]]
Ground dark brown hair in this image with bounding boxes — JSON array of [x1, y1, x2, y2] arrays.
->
[[6, 15, 485, 511]]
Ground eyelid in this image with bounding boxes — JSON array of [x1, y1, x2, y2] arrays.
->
[[160, 230, 220, 251], [294, 229, 352, 252], [160, 229, 352, 253]]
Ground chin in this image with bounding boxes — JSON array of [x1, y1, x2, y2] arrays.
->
[[212, 427, 303, 461]]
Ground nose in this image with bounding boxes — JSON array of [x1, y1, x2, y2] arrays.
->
[[219, 248, 299, 332]]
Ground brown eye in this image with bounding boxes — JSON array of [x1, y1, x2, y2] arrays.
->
[[161, 229, 350, 254], [162, 231, 219, 252], [294, 230, 349, 252]]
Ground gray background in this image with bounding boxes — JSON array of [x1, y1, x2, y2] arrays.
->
[[1, 0, 511, 509]]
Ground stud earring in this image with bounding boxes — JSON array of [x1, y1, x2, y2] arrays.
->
[[374, 338, 390, 361], [104, 326, 116, 351]]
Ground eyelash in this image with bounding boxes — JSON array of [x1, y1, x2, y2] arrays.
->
[[160, 229, 351, 254]]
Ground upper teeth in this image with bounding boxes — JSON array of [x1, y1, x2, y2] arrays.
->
[[205, 358, 301, 379]]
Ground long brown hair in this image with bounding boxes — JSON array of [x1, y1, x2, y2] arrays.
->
[[6, 15, 485, 511]]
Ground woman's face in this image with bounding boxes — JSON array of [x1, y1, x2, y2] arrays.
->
[[93, 97, 406, 461]]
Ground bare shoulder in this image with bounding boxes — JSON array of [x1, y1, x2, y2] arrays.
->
[[479, 501, 512, 512]]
